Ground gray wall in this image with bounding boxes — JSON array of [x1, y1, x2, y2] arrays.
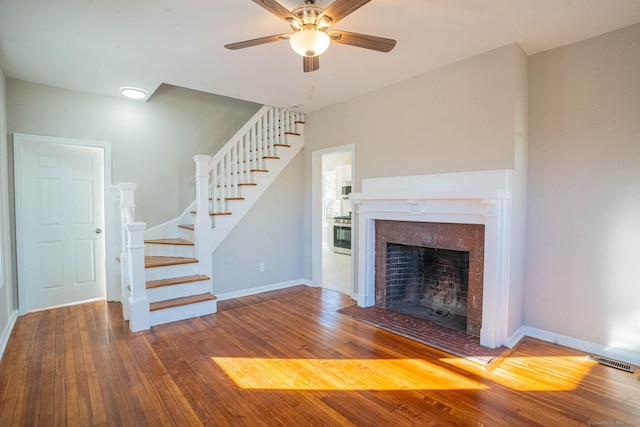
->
[[0, 65, 15, 352], [213, 152, 304, 294], [508, 44, 529, 340], [6, 81, 261, 227], [527, 24, 640, 353], [304, 44, 525, 182]]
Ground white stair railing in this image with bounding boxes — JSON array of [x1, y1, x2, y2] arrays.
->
[[203, 106, 304, 216]]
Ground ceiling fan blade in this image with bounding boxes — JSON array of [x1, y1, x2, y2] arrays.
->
[[252, 0, 300, 24], [328, 30, 396, 52], [225, 34, 290, 50], [318, 0, 372, 25], [303, 56, 319, 73]]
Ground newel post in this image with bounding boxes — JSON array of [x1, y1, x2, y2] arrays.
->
[[117, 182, 137, 320], [193, 155, 213, 280], [126, 221, 150, 332]]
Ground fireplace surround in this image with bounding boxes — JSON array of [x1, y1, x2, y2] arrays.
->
[[377, 221, 483, 336], [351, 170, 514, 349]]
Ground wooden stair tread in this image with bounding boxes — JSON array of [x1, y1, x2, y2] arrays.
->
[[144, 256, 198, 268], [210, 197, 245, 201], [229, 170, 269, 175], [284, 132, 301, 136], [144, 238, 193, 246], [150, 293, 217, 312], [190, 211, 232, 216], [146, 274, 210, 289], [262, 156, 280, 160], [248, 144, 289, 153], [178, 224, 194, 230], [216, 183, 257, 187]]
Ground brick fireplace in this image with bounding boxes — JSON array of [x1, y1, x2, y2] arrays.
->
[[351, 170, 516, 349], [375, 220, 484, 336]]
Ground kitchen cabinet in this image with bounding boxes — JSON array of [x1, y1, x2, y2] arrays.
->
[[343, 164, 352, 182]]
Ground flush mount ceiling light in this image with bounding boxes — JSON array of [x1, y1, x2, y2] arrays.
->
[[119, 87, 148, 100]]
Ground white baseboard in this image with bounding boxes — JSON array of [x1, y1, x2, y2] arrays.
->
[[509, 325, 640, 367], [506, 325, 527, 348], [0, 310, 18, 361], [26, 297, 105, 313], [216, 279, 312, 302], [304, 279, 319, 288]]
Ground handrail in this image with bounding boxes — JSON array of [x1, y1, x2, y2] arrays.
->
[[205, 107, 303, 214]]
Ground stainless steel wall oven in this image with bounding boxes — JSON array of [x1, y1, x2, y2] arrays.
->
[[332, 216, 351, 255]]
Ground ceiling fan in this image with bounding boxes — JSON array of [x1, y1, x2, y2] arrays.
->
[[225, 0, 397, 72]]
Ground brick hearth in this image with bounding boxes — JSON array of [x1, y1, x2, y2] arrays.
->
[[337, 304, 507, 364]]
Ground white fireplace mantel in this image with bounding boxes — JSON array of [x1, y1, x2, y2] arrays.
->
[[350, 169, 513, 349]]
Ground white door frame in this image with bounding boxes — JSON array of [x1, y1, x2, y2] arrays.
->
[[311, 144, 355, 297], [13, 133, 114, 314]]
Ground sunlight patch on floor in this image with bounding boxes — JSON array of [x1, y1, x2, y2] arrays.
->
[[212, 357, 489, 391], [441, 355, 596, 391]]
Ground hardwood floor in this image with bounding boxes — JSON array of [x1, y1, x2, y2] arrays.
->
[[1, 285, 638, 426]]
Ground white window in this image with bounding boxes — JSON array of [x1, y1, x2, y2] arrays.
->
[[322, 171, 341, 227]]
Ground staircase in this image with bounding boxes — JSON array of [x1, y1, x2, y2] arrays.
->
[[116, 106, 304, 332]]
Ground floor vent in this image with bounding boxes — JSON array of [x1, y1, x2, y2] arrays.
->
[[586, 354, 636, 373]]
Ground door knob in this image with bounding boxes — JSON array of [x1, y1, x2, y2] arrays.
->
[[95, 228, 102, 234]]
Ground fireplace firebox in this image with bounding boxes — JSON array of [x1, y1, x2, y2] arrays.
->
[[384, 243, 470, 332]]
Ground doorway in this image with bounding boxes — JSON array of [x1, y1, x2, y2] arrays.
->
[[312, 145, 354, 297], [13, 134, 111, 313]]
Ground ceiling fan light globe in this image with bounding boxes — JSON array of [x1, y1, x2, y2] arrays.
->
[[290, 29, 330, 57]]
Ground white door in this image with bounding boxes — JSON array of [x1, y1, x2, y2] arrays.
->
[[15, 135, 106, 312]]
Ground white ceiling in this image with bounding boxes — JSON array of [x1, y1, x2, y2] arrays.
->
[[1, 0, 639, 113]]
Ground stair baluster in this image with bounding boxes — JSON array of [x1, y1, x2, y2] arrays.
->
[[272, 108, 279, 159]]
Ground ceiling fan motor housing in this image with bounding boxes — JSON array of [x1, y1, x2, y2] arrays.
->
[[290, 5, 326, 30]]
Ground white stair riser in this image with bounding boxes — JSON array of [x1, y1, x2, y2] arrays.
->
[[147, 280, 211, 303], [145, 244, 194, 258], [208, 200, 245, 213], [150, 299, 217, 327], [179, 228, 194, 241], [145, 263, 198, 281]]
